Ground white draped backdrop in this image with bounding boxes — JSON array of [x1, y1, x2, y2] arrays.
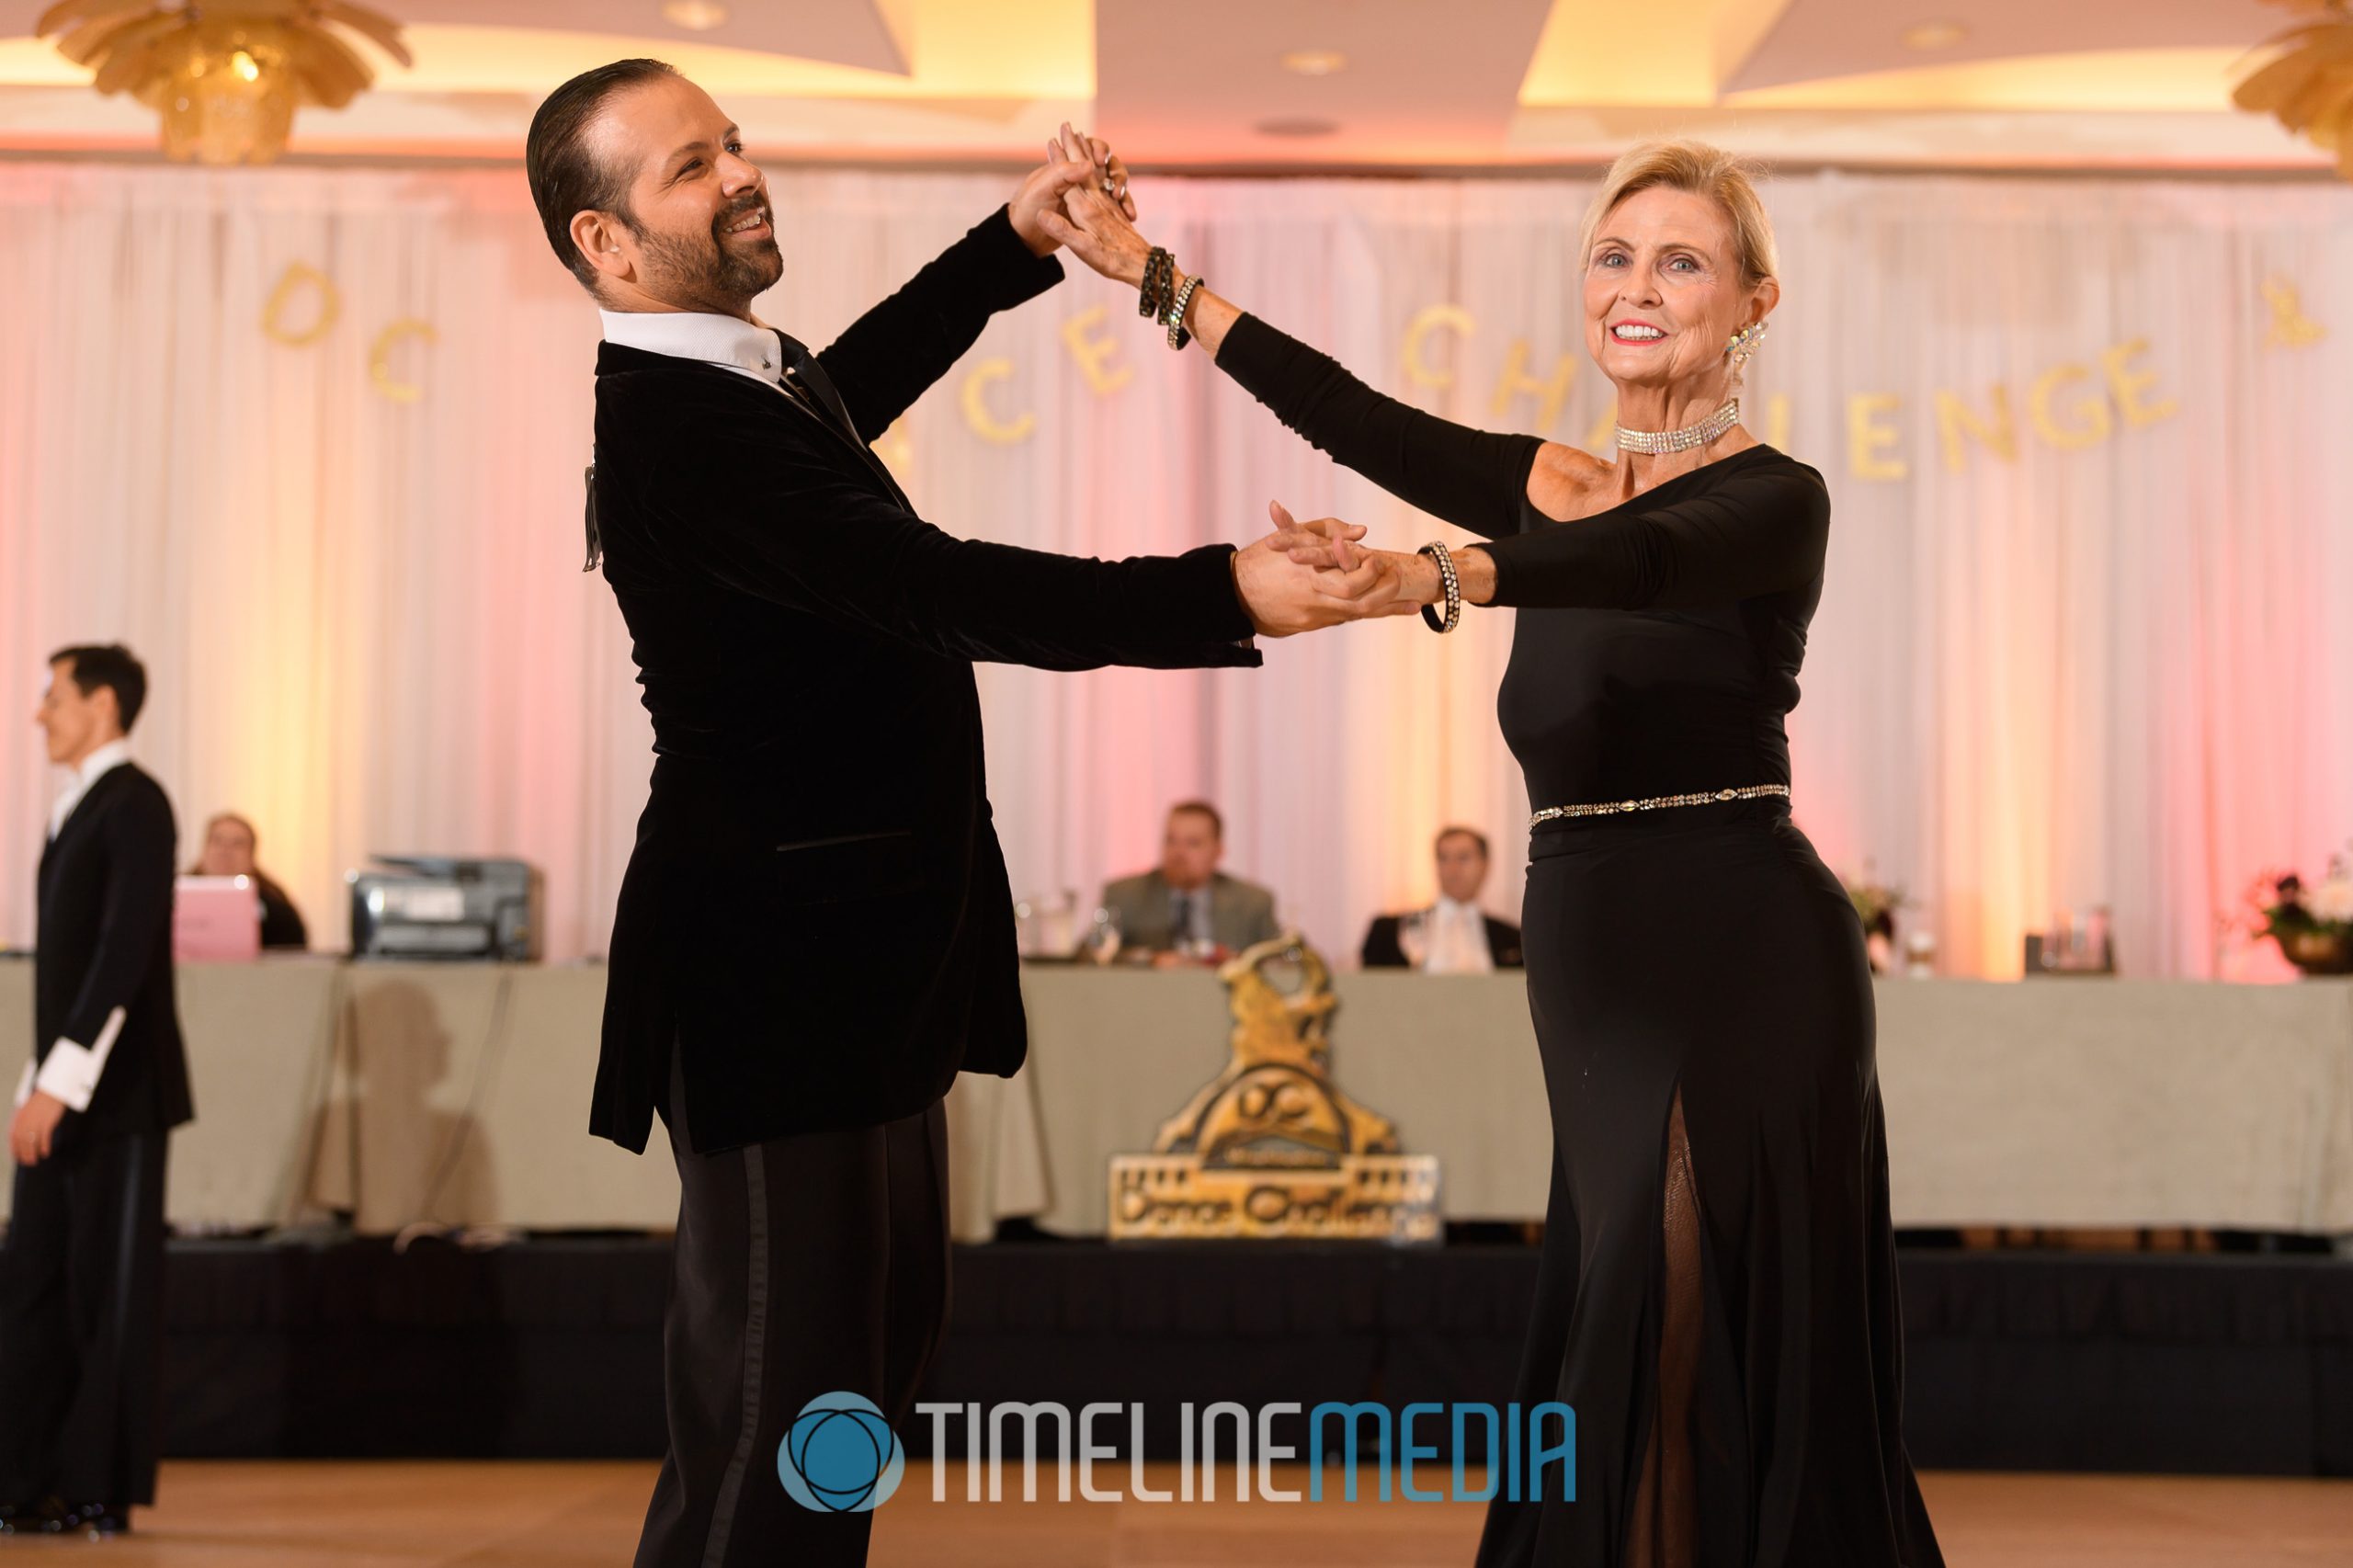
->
[[1, 162, 2348, 979]]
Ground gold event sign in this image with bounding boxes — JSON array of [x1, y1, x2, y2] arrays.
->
[[1108, 936, 1441, 1244]]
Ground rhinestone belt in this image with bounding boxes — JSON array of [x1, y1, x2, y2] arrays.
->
[[1529, 784, 1790, 827]]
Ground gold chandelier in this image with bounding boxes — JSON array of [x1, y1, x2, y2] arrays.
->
[[37, 0, 411, 166], [2234, 0, 2353, 180]]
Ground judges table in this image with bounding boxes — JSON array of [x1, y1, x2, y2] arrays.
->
[[3, 959, 2350, 1240]]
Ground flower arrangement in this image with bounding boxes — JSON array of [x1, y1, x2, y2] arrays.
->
[[1844, 870, 1908, 934], [2244, 846, 2353, 975], [1844, 868, 1908, 974]]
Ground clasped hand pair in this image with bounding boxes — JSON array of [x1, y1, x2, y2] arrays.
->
[[1011, 123, 1430, 637]]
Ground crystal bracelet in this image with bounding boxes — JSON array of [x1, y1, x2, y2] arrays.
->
[[1165, 274, 1204, 350], [1417, 541, 1461, 634]]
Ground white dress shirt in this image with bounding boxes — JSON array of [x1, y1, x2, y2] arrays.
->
[[599, 309, 789, 391], [48, 736, 131, 842], [16, 738, 137, 1114], [1424, 896, 1496, 975]]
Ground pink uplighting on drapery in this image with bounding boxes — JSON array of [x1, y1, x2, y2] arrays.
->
[[0, 164, 2347, 979]]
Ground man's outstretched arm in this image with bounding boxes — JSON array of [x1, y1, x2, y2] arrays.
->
[[813, 138, 1121, 438]]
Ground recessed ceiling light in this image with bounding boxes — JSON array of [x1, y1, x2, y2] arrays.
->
[[1254, 117, 1340, 139], [1279, 51, 1347, 77], [663, 0, 729, 31], [1902, 20, 1965, 50]]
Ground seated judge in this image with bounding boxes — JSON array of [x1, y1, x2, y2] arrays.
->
[[189, 812, 307, 950], [1362, 826, 1525, 972], [1100, 801, 1282, 960]]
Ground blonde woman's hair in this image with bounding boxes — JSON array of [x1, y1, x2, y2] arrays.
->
[[1578, 140, 1779, 289]]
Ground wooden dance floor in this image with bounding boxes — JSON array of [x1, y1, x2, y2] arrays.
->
[[31, 1462, 2353, 1565]]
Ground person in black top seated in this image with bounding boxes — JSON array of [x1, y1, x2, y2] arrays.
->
[[189, 812, 307, 950], [1038, 132, 1944, 1568], [1362, 826, 1523, 971]]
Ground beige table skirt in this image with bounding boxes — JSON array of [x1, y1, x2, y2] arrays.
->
[[5, 960, 2350, 1238]]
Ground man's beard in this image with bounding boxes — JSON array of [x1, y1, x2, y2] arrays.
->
[[629, 200, 781, 312]]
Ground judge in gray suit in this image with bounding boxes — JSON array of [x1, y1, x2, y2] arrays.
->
[[1099, 801, 1282, 960]]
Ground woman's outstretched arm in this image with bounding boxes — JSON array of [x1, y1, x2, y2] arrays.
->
[[1036, 131, 1541, 541]]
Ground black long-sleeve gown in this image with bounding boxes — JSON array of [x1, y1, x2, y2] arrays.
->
[[1216, 315, 1945, 1568]]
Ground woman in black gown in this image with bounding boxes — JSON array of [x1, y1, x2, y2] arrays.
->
[[1041, 133, 1945, 1567]]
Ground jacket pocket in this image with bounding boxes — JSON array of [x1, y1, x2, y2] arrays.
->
[[770, 829, 922, 907]]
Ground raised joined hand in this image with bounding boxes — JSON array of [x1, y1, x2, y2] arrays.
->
[[1032, 123, 1156, 286], [1009, 122, 1136, 258]]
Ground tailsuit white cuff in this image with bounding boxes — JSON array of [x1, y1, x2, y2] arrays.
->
[[31, 1006, 127, 1113]]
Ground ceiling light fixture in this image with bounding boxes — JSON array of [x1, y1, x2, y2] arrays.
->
[[662, 0, 729, 30], [1901, 20, 1967, 50], [1279, 51, 1347, 77], [35, 0, 411, 166], [2234, 0, 2353, 182]]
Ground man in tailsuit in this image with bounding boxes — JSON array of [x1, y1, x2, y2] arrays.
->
[[1362, 825, 1525, 972], [0, 644, 192, 1539], [1099, 801, 1284, 960], [527, 62, 1346, 1567]]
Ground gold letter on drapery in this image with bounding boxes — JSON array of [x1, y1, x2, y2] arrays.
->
[[2261, 277, 2325, 348], [1761, 393, 1790, 452], [261, 263, 340, 347], [2098, 337, 2178, 429], [368, 319, 438, 404], [1061, 306, 1133, 396], [1933, 386, 2018, 472], [1489, 340, 1576, 434], [1403, 305, 1476, 390], [961, 359, 1036, 445], [1847, 393, 1907, 481], [2029, 364, 2111, 449]]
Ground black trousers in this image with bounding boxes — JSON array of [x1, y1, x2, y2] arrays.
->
[[0, 1128, 169, 1506], [633, 1050, 951, 1568]]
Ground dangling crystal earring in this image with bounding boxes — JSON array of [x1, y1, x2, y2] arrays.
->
[[1724, 319, 1768, 374]]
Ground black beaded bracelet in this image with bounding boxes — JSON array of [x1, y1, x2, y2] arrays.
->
[[1139, 247, 1173, 320], [1417, 541, 1461, 634]]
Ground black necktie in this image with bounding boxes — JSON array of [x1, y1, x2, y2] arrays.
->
[[771, 329, 908, 506]]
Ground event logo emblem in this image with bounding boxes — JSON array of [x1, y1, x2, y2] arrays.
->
[[1109, 935, 1441, 1241], [778, 1392, 905, 1513]]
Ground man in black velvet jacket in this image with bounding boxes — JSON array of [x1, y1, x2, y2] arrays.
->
[[528, 62, 1344, 1567]]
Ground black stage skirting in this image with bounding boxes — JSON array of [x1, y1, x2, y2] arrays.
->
[[157, 1237, 2353, 1476]]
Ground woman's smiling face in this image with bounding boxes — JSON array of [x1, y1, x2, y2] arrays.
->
[[1583, 185, 1768, 401]]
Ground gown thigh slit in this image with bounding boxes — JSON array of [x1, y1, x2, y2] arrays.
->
[[1627, 1084, 1703, 1568]]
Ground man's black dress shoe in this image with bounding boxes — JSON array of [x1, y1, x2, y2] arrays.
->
[[0, 1495, 64, 1535], [60, 1501, 131, 1537]]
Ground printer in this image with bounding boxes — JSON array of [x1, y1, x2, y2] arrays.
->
[[348, 856, 543, 961]]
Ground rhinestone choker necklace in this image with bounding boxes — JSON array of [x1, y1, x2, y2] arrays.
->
[[1615, 398, 1740, 455]]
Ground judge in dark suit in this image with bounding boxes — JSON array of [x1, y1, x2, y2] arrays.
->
[[1099, 801, 1284, 959], [0, 644, 192, 1539], [527, 62, 1348, 1568], [1362, 825, 1525, 972]]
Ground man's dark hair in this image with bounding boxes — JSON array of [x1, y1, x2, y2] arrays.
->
[[526, 59, 678, 291], [1169, 801, 1224, 841], [51, 643, 148, 733], [1436, 825, 1490, 860]]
